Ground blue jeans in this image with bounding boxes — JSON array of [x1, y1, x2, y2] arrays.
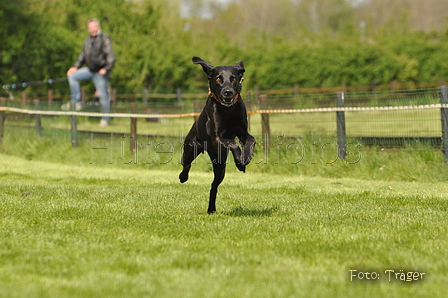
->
[[68, 67, 111, 121]]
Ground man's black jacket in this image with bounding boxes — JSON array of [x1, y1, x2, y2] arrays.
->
[[74, 32, 115, 73]]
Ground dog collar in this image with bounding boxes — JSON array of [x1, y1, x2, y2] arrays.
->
[[208, 88, 239, 107]]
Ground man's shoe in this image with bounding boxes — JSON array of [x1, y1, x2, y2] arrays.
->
[[99, 119, 109, 127], [61, 102, 82, 111]]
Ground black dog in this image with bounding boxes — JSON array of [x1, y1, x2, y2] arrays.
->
[[179, 57, 256, 214]]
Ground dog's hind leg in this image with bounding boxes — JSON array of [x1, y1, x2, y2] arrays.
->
[[207, 151, 227, 214], [179, 137, 203, 183]]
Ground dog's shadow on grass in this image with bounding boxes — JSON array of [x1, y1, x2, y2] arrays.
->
[[224, 205, 280, 217]]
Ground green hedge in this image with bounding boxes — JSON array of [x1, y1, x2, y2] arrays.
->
[[1, 0, 448, 96]]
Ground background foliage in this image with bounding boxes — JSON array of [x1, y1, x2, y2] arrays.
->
[[1, 0, 448, 95]]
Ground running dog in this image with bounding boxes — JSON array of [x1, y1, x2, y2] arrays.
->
[[179, 57, 256, 214]]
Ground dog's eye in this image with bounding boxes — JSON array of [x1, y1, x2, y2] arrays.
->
[[215, 78, 221, 82], [232, 78, 237, 82]]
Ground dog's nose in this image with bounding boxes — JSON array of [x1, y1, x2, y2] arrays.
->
[[223, 89, 234, 98]]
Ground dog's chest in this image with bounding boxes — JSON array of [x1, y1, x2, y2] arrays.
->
[[215, 110, 244, 137]]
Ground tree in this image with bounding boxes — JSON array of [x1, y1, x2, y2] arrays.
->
[[0, 0, 77, 95]]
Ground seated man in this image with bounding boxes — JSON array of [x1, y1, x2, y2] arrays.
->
[[62, 18, 115, 127]]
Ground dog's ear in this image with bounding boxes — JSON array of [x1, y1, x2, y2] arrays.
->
[[192, 57, 214, 76], [234, 61, 245, 74]]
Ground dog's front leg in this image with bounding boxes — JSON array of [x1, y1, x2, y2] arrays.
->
[[213, 137, 246, 172], [241, 133, 256, 166]]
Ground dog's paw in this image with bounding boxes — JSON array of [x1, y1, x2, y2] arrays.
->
[[179, 171, 189, 183], [242, 151, 254, 166], [243, 157, 253, 166], [236, 163, 246, 173]]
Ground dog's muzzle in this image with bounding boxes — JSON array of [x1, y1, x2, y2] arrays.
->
[[209, 89, 239, 107]]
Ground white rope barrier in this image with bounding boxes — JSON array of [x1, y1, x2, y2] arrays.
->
[[0, 106, 199, 118], [1, 104, 447, 119], [247, 104, 448, 114]]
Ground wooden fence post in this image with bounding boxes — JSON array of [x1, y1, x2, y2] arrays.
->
[[130, 102, 137, 152], [391, 80, 396, 94], [22, 91, 27, 108], [111, 88, 117, 108], [439, 86, 448, 160], [0, 98, 6, 145], [336, 92, 346, 159], [294, 84, 300, 99], [259, 94, 270, 148], [34, 100, 42, 137], [177, 88, 183, 105], [70, 101, 78, 148], [143, 88, 148, 108], [47, 89, 53, 108], [81, 88, 86, 107]]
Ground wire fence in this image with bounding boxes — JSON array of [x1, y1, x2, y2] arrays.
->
[[1, 86, 448, 161], [250, 87, 442, 137]]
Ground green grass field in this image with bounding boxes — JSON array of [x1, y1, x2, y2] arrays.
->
[[1, 152, 447, 298]]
